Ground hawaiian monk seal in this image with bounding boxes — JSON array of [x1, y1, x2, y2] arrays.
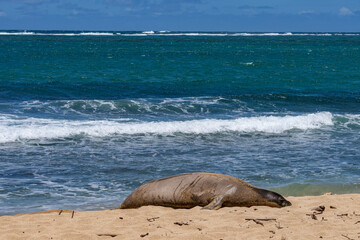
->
[[119, 173, 291, 210]]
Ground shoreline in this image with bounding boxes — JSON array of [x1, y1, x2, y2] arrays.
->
[[1, 194, 360, 239]]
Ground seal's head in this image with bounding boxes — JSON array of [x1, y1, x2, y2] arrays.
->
[[254, 189, 292, 208]]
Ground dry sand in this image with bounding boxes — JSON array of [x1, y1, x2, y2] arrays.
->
[[1, 194, 360, 240]]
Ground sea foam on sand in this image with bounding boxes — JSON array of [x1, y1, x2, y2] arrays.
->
[[1, 194, 359, 240]]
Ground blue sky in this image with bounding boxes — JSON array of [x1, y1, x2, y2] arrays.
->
[[0, 0, 359, 31]]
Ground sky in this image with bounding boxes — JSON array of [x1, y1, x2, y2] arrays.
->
[[0, 0, 360, 31]]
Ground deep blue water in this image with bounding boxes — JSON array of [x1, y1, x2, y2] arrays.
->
[[1, 31, 360, 215]]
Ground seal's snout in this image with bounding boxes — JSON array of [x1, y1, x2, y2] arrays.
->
[[281, 199, 292, 207]]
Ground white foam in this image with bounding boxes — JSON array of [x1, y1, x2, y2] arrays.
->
[[234, 33, 284, 36], [0, 32, 114, 36], [0, 31, 35, 35], [41, 32, 114, 36], [116, 32, 358, 37], [20, 97, 238, 115], [44, 33, 77, 36], [1, 31, 359, 37], [0, 112, 334, 143], [118, 33, 147, 36], [335, 114, 360, 128], [148, 33, 228, 36], [61, 100, 118, 112], [79, 32, 114, 36], [294, 33, 332, 36]]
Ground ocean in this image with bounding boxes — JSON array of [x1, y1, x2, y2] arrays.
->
[[0, 31, 359, 215]]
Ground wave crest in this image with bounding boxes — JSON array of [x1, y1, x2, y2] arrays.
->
[[1, 31, 359, 37], [0, 112, 334, 143]]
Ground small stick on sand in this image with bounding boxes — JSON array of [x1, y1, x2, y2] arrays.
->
[[341, 234, 354, 240], [71, 211, 75, 219], [245, 218, 277, 226], [97, 233, 118, 237], [245, 218, 277, 221], [58, 210, 63, 216], [174, 221, 189, 226], [251, 219, 264, 226], [140, 233, 149, 238], [147, 217, 159, 222]]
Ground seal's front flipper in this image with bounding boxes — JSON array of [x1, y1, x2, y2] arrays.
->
[[202, 196, 224, 210]]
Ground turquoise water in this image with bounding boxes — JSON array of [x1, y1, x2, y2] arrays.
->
[[1, 31, 360, 215]]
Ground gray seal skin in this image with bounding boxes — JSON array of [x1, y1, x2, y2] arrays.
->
[[119, 173, 291, 210]]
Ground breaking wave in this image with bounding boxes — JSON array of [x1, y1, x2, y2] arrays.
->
[[0, 112, 336, 143], [14, 98, 248, 116], [1, 31, 359, 37]]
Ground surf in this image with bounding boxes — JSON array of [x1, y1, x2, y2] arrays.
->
[[0, 112, 336, 143]]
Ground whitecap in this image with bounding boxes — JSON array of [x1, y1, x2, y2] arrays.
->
[[0, 112, 335, 143], [0, 31, 35, 35], [79, 32, 114, 36]]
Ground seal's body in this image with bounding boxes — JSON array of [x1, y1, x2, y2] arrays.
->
[[119, 173, 291, 210]]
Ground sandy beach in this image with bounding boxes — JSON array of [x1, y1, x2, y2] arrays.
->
[[1, 194, 359, 240]]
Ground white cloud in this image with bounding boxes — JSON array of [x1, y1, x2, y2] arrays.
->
[[0, 11, 6, 16], [339, 7, 354, 16]]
